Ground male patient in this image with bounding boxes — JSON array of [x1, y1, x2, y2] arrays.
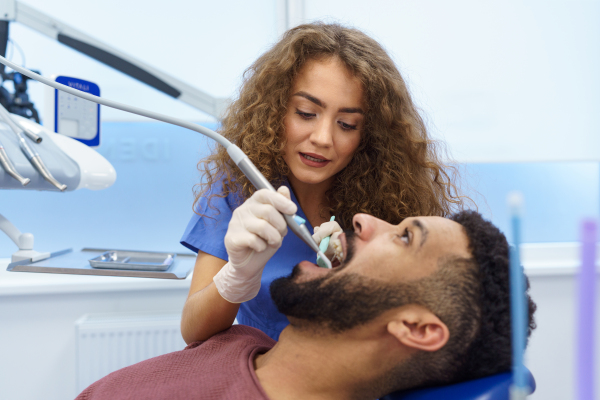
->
[[76, 210, 536, 400]]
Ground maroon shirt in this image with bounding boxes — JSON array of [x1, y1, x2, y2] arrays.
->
[[76, 325, 275, 400]]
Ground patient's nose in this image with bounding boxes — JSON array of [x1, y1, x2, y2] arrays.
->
[[353, 213, 378, 240]]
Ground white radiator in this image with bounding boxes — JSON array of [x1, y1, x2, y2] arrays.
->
[[75, 312, 187, 392]]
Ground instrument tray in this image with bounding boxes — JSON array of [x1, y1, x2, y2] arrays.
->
[[89, 251, 175, 271]]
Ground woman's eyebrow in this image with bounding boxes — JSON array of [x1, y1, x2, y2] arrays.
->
[[292, 91, 364, 114], [339, 107, 364, 115], [292, 91, 324, 107]]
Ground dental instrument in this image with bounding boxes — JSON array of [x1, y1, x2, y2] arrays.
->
[[0, 136, 29, 185], [316, 216, 335, 268], [0, 55, 331, 267], [507, 192, 530, 400], [0, 102, 66, 191], [18, 122, 42, 143]]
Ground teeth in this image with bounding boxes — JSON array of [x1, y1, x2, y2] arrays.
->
[[303, 154, 326, 163], [331, 236, 344, 263]]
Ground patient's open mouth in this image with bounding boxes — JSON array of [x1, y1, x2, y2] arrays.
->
[[330, 233, 345, 268]]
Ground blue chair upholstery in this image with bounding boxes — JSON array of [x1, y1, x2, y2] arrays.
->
[[381, 368, 535, 400]]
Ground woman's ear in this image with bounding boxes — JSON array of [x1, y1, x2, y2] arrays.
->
[[387, 305, 449, 352]]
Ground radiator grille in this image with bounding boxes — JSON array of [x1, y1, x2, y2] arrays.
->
[[75, 312, 186, 392]]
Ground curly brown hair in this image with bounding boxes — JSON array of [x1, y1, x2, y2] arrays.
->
[[194, 22, 466, 229]]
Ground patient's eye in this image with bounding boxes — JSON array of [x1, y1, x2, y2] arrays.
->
[[400, 228, 411, 245]]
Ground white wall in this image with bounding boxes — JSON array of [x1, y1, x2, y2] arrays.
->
[[526, 274, 594, 400], [303, 0, 600, 163], [11, 0, 279, 122], [7, 1, 598, 162]]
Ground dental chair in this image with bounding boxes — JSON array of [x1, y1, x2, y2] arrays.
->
[[382, 368, 536, 400]]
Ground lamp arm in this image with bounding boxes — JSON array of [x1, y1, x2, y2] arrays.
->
[[0, 0, 226, 118]]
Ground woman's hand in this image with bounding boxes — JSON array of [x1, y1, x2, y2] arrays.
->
[[312, 220, 343, 259], [213, 186, 297, 303]]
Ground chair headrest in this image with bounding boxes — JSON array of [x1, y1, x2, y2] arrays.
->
[[381, 368, 536, 400]]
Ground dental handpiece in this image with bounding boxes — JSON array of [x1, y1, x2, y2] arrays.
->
[[0, 103, 66, 191], [0, 55, 331, 267], [19, 124, 43, 143], [17, 132, 67, 191], [0, 138, 30, 185], [227, 146, 332, 269]]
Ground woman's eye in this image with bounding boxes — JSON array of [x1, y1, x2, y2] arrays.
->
[[338, 121, 358, 131], [295, 110, 315, 119]]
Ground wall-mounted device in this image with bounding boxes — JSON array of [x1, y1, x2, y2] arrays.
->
[[44, 76, 100, 147]]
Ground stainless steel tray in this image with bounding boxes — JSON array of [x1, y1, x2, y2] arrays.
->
[[89, 251, 176, 271]]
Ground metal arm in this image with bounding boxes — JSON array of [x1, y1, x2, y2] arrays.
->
[[0, 55, 330, 267], [0, 0, 227, 118]]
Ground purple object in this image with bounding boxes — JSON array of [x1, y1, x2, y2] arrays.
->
[[577, 219, 596, 400]]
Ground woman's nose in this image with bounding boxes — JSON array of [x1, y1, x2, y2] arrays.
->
[[310, 119, 333, 148]]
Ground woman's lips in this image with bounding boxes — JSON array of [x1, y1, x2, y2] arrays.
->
[[299, 152, 330, 168]]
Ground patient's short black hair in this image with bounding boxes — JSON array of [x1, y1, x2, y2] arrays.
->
[[448, 210, 537, 381]]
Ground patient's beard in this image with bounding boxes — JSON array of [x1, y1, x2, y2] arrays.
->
[[270, 236, 421, 333]]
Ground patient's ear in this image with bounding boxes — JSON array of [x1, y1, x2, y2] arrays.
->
[[387, 305, 449, 352]]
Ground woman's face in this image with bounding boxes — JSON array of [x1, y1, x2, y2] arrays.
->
[[282, 57, 364, 188]]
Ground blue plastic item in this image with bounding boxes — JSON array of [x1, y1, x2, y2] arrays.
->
[[317, 216, 335, 268], [381, 368, 536, 400]]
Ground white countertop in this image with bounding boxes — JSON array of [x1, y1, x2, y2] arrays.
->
[[0, 257, 193, 296], [1, 242, 595, 297]]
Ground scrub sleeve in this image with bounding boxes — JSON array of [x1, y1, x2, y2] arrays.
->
[[181, 179, 316, 341]]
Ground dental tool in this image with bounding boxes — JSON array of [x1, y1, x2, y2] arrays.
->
[[0, 55, 331, 267], [0, 101, 42, 143], [18, 123, 42, 143], [316, 216, 335, 268], [0, 102, 66, 191], [0, 137, 29, 185]]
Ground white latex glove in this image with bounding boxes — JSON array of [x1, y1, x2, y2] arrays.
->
[[213, 186, 297, 303], [312, 220, 343, 259]]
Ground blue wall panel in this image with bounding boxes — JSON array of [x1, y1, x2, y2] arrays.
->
[[1, 122, 598, 259], [465, 162, 599, 244]]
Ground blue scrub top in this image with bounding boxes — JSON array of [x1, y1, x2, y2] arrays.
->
[[180, 179, 316, 341]]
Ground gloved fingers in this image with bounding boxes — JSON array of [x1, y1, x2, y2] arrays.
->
[[243, 217, 285, 247], [252, 188, 297, 215], [226, 230, 269, 254], [250, 203, 288, 236], [276, 185, 292, 201], [312, 220, 342, 244]]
